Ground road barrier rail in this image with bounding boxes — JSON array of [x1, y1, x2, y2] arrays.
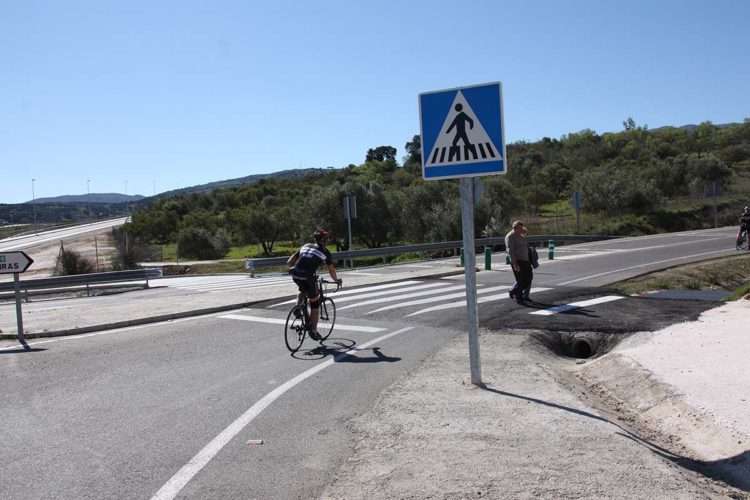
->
[[0, 268, 163, 301], [245, 235, 618, 273]]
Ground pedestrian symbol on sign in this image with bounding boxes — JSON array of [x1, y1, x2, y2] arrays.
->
[[425, 90, 501, 168]]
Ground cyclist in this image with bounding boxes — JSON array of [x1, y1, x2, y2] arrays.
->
[[287, 228, 342, 341], [736, 206, 750, 249]]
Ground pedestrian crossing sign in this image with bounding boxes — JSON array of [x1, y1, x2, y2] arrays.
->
[[419, 82, 506, 180]]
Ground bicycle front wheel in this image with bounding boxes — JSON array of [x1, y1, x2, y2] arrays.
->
[[740, 231, 750, 250], [285, 305, 307, 352], [318, 297, 336, 340]]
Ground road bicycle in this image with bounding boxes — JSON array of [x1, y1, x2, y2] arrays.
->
[[284, 276, 340, 352], [738, 228, 749, 250]]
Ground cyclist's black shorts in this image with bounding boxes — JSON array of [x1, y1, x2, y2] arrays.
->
[[291, 270, 318, 299]]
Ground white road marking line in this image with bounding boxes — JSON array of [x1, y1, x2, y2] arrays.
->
[[333, 283, 445, 304], [343, 271, 382, 276], [0, 316, 209, 351], [338, 283, 469, 310], [218, 314, 385, 333], [150, 326, 415, 500], [558, 249, 733, 285], [370, 285, 511, 315], [266, 280, 423, 308], [405, 287, 552, 317], [530, 295, 625, 316]]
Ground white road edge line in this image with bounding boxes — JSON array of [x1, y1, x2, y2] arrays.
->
[[530, 295, 625, 316], [150, 326, 415, 500], [218, 314, 385, 333], [0, 316, 207, 351]]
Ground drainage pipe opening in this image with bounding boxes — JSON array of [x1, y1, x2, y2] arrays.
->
[[571, 338, 594, 359]]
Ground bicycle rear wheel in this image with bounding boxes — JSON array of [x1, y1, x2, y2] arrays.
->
[[285, 305, 307, 352], [318, 297, 336, 340], [740, 231, 750, 250]]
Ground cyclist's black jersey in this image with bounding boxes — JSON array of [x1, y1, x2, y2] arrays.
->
[[741, 213, 750, 229], [291, 243, 333, 276]]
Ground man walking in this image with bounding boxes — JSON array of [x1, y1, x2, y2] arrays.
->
[[505, 221, 532, 303]]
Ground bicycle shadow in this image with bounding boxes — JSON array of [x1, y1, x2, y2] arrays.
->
[[292, 338, 401, 363]]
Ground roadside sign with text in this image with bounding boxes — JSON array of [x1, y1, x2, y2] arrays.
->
[[0, 251, 34, 273], [419, 82, 506, 180]]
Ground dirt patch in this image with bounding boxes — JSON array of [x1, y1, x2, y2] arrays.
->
[[18, 229, 120, 279]]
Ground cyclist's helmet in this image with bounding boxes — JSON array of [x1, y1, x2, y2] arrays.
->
[[744, 206, 749, 212], [313, 228, 331, 245]]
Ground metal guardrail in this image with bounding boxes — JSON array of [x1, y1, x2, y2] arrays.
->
[[0, 268, 163, 300], [244, 235, 618, 271]]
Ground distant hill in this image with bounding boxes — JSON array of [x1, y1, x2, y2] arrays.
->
[[151, 168, 330, 200], [22, 168, 332, 205], [28, 193, 145, 204]]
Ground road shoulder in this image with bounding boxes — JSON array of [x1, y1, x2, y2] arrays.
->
[[561, 298, 750, 494], [322, 329, 727, 499]]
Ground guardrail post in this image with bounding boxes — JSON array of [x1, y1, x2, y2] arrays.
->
[[484, 246, 491, 270], [460, 248, 464, 267], [548, 240, 555, 260]]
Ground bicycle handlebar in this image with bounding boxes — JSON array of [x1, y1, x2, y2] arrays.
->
[[319, 278, 342, 292]]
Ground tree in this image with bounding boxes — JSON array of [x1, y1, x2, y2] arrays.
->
[[239, 207, 291, 256], [366, 146, 397, 163], [403, 135, 421, 165]]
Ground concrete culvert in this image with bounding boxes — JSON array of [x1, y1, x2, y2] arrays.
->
[[571, 337, 594, 359]]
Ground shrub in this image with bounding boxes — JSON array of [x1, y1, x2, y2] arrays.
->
[[54, 248, 95, 276], [177, 226, 229, 260]]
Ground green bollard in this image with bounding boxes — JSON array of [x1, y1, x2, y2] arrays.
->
[[460, 248, 464, 267], [484, 246, 492, 270], [548, 240, 555, 260], [505, 254, 510, 265]]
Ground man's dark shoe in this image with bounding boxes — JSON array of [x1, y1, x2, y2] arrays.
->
[[309, 330, 322, 341]]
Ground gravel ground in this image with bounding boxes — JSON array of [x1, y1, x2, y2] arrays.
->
[[321, 325, 744, 499]]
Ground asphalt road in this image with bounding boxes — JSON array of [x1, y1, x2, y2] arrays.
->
[[0, 227, 742, 498]]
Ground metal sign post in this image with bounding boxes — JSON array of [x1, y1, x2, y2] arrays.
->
[[343, 196, 357, 268], [419, 82, 506, 386], [0, 251, 34, 347], [460, 178, 481, 384]]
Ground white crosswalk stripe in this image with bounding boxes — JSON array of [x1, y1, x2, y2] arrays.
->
[[337, 283, 469, 311], [529, 295, 624, 316], [364, 285, 509, 314], [266, 280, 425, 308], [156, 275, 290, 293], [404, 287, 552, 317]]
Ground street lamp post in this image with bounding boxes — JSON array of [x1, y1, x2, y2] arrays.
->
[[87, 179, 92, 219], [31, 178, 37, 232], [125, 180, 129, 215]]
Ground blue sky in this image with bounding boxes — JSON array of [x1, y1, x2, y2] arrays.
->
[[1, 0, 748, 203]]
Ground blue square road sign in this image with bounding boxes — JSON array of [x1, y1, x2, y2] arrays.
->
[[419, 82, 506, 180]]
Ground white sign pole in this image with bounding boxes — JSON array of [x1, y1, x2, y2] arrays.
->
[[460, 178, 481, 385], [13, 272, 25, 345]]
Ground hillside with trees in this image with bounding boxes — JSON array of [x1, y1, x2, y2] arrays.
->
[[123, 119, 750, 260]]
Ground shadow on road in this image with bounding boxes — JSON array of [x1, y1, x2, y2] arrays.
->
[[292, 338, 401, 364]]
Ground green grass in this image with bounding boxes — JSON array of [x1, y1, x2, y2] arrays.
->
[[610, 254, 750, 299]]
